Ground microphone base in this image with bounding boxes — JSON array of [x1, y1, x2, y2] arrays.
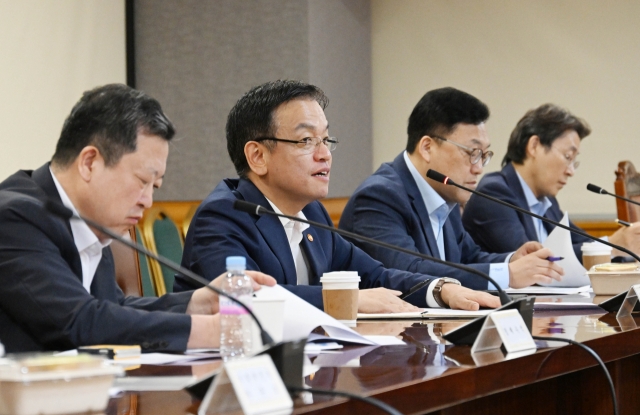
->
[[443, 297, 535, 346]]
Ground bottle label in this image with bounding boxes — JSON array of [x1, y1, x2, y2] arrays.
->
[[220, 295, 252, 315]]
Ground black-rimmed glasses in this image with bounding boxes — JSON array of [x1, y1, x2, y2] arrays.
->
[[254, 136, 338, 154], [431, 135, 493, 167]]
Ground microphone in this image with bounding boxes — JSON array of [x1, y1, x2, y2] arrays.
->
[[43, 200, 274, 347], [426, 170, 640, 263], [427, 169, 640, 313], [43, 199, 311, 399], [233, 200, 512, 305], [233, 200, 536, 347], [587, 183, 640, 207]]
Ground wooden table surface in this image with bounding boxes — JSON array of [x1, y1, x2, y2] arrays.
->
[[106, 298, 640, 415]]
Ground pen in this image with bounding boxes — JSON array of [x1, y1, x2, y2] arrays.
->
[[546, 256, 564, 262], [400, 279, 432, 300], [616, 219, 632, 227]]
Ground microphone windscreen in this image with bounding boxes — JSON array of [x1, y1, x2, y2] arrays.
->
[[233, 200, 262, 216], [586, 183, 606, 194], [44, 200, 73, 219], [426, 169, 450, 184]]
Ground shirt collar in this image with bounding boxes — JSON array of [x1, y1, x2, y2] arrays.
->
[[264, 198, 310, 233], [403, 151, 456, 219], [49, 167, 111, 252], [515, 169, 552, 214]]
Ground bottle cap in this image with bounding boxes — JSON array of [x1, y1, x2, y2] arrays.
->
[[226, 256, 246, 269]]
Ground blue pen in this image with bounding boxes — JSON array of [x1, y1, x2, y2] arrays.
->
[[546, 256, 564, 262]]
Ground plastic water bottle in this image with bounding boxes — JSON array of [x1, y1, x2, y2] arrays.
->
[[220, 256, 253, 361]]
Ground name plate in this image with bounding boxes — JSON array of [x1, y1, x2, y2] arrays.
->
[[199, 354, 293, 415], [471, 309, 536, 354], [616, 284, 640, 318]]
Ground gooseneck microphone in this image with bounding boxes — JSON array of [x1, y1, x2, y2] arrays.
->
[[233, 200, 535, 346], [426, 170, 640, 263], [587, 183, 640, 207], [233, 199, 512, 305], [44, 200, 275, 348]]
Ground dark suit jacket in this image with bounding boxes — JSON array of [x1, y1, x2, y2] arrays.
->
[[462, 162, 591, 261], [339, 153, 508, 290], [0, 164, 193, 353], [177, 178, 434, 309]]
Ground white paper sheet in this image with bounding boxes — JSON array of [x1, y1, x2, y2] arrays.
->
[[540, 212, 589, 287], [255, 285, 377, 346], [358, 308, 491, 320], [506, 285, 592, 295]]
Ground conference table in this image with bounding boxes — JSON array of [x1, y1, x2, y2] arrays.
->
[[106, 295, 640, 415]]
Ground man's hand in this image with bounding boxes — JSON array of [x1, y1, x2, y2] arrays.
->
[[440, 284, 501, 310], [357, 288, 420, 314], [186, 271, 276, 315], [508, 248, 564, 289], [511, 241, 544, 261], [610, 223, 640, 256]]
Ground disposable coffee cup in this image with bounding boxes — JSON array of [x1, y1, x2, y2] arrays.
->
[[251, 295, 286, 348], [320, 271, 360, 324], [581, 241, 613, 271]]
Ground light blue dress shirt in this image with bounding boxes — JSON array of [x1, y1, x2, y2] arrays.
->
[[403, 152, 511, 288], [515, 170, 552, 242]]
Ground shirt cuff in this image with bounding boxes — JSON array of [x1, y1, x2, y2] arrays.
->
[[426, 278, 441, 308], [489, 263, 510, 289]]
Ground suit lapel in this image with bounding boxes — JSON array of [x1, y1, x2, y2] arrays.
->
[[237, 179, 298, 285], [503, 163, 540, 242], [393, 155, 441, 259], [32, 163, 82, 281]]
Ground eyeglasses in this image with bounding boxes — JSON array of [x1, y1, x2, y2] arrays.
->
[[431, 135, 493, 167], [254, 136, 338, 154], [551, 146, 580, 170]]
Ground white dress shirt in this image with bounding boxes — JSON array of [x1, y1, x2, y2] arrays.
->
[[265, 198, 310, 285], [50, 168, 111, 293]]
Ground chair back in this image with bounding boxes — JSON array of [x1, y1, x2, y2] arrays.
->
[[182, 204, 198, 240], [135, 226, 157, 297], [139, 207, 184, 295], [614, 161, 640, 222]]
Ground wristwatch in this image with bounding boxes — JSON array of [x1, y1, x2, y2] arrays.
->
[[432, 277, 461, 308]]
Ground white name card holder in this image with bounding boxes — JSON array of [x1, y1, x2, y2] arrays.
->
[[616, 284, 640, 318], [198, 354, 293, 415], [471, 309, 537, 355]]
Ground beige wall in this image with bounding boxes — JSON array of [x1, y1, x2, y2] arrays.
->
[[0, 0, 126, 180], [372, 0, 640, 217]]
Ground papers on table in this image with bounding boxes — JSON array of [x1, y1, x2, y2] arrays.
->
[[258, 285, 403, 346], [358, 308, 491, 320], [505, 285, 592, 295], [540, 212, 589, 287]]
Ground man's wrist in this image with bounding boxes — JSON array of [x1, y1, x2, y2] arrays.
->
[[432, 277, 461, 308]]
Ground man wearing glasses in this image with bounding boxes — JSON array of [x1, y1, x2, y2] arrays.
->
[[462, 103, 640, 262], [177, 81, 501, 312], [340, 88, 563, 291]]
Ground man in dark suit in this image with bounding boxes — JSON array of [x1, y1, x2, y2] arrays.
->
[[178, 80, 499, 312], [340, 88, 564, 290], [0, 84, 273, 353], [462, 103, 640, 261]]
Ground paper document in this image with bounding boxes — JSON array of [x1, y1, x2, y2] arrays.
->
[[506, 285, 591, 295], [533, 299, 604, 311], [255, 285, 379, 346], [358, 308, 491, 320], [540, 212, 589, 287]]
